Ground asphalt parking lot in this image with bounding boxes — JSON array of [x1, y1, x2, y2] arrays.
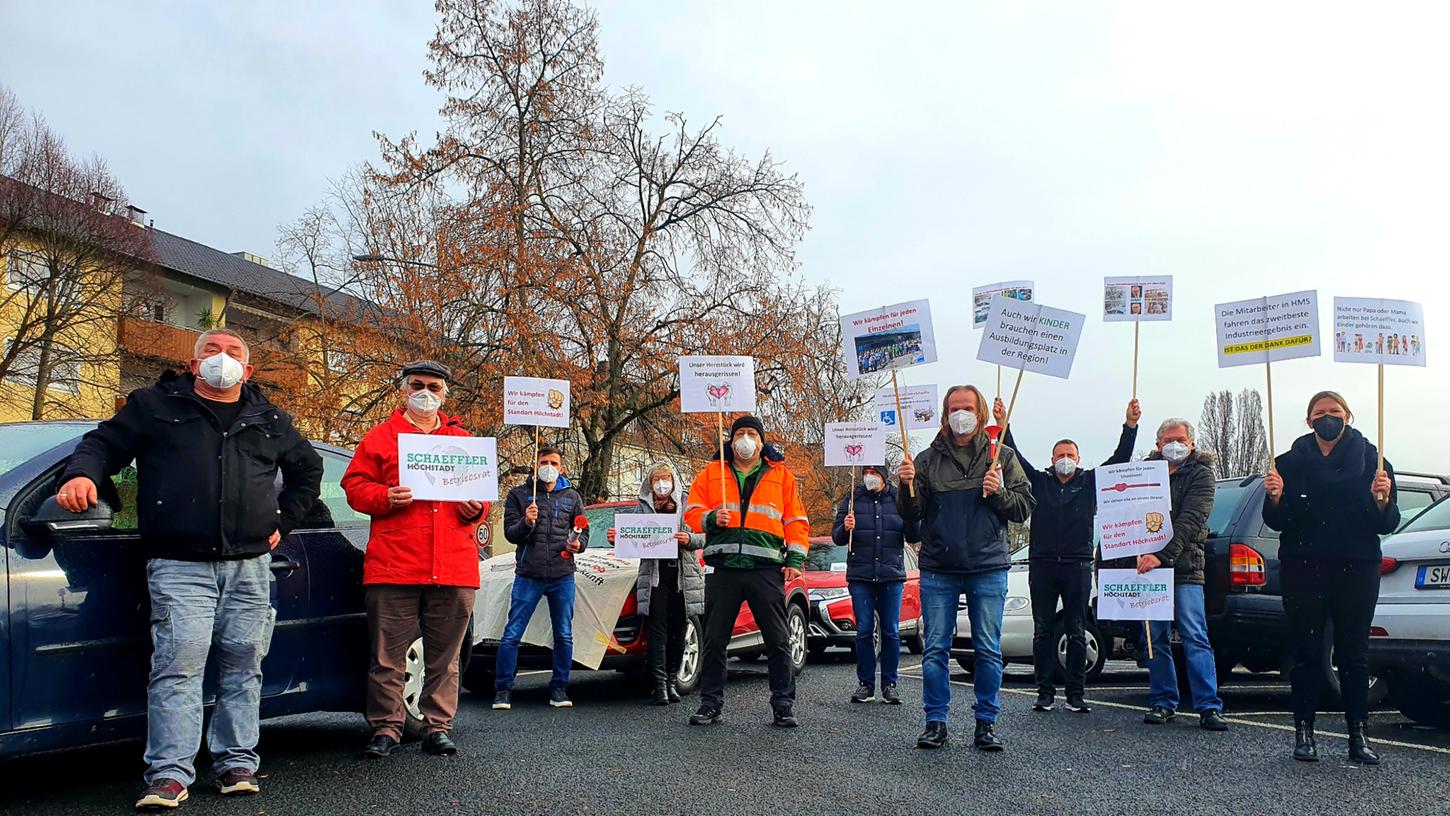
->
[[2, 652, 1446, 816]]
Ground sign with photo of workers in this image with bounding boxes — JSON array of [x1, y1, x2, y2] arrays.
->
[[972, 280, 1034, 328], [1104, 275, 1173, 322], [397, 433, 499, 502], [838, 299, 938, 379]]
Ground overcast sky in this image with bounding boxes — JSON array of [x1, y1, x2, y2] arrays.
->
[[4, 1, 1447, 472]]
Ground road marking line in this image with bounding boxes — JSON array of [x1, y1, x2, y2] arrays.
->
[[896, 672, 1450, 756]]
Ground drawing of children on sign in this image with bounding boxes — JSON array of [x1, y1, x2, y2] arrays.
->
[[1376, 333, 1384, 354]]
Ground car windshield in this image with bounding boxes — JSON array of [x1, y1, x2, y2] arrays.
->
[[1208, 480, 1256, 537], [804, 542, 846, 571], [0, 423, 89, 479], [1398, 497, 1450, 534]]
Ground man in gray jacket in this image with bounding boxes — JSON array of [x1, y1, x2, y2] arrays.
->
[[608, 463, 705, 704]]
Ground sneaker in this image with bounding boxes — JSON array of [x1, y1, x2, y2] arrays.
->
[[1143, 706, 1176, 725], [689, 705, 722, 726], [1199, 710, 1229, 732], [215, 768, 259, 796], [772, 706, 799, 728], [1032, 692, 1056, 712], [492, 689, 512, 710], [1065, 697, 1092, 714], [549, 687, 573, 708], [135, 779, 188, 810], [880, 683, 902, 705], [851, 683, 875, 704]]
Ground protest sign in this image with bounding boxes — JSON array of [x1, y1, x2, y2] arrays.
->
[[503, 376, 571, 428], [475, 550, 636, 669], [1214, 291, 1321, 368], [1104, 276, 1173, 322], [838, 299, 938, 379], [397, 434, 499, 502], [1097, 569, 1175, 622], [976, 295, 1086, 379], [679, 356, 757, 413], [824, 422, 887, 467], [972, 280, 1034, 328], [1333, 298, 1426, 367], [874, 383, 939, 431], [1097, 461, 1175, 560], [613, 513, 681, 560]]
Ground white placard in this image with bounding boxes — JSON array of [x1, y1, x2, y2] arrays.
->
[[679, 356, 757, 413], [1214, 290, 1321, 368], [824, 422, 887, 467], [838, 299, 938, 379], [972, 280, 1035, 328], [975, 295, 1086, 379], [613, 513, 680, 560], [1097, 461, 1175, 560], [874, 383, 939, 431], [1097, 569, 1175, 621], [397, 434, 499, 502], [1104, 276, 1173, 322], [503, 376, 571, 428], [1333, 297, 1426, 367]]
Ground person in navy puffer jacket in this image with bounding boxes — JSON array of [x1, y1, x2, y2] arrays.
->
[[832, 465, 920, 705]]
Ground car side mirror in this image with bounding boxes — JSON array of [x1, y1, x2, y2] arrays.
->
[[21, 495, 114, 537]]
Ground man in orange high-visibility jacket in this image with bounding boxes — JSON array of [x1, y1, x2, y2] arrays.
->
[[683, 415, 810, 728]]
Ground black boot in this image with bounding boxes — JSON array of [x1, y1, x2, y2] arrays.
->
[[1347, 720, 1381, 765], [915, 721, 948, 749], [666, 677, 682, 704], [1293, 721, 1318, 762], [973, 719, 1005, 752], [651, 682, 670, 706]]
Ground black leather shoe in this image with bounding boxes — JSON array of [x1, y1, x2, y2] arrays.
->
[[973, 719, 1004, 752], [422, 732, 457, 756], [652, 683, 670, 706], [1143, 706, 1175, 725], [1347, 721, 1381, 765], [772, 707, 799, 728], [689, 705, 722, 726], [362, 734, 398, 759], [916, 721, 948, 749], [1293, 721, 1318, 762], [1199, 710, 1229, 732], [666, 678, 682, 704]]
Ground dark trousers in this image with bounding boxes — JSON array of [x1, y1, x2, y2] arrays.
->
[[1282, 556, 1380, 724], [365, 584, 476, 740], [647, 564, 687, 684], [1029, 559, 1092, 699], [699, 567, 794, 711]]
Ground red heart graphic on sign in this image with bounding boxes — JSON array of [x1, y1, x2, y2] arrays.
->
[[845, 444, 864, 457], [708, 383, 730, 400]]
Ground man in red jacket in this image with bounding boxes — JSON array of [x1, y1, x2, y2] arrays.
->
[[342, 361, 488, 759]]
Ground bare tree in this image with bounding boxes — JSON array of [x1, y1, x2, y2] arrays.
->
[[1199, 388, 1269, 477], [1199, 389, 1235, 471], [1231, 388, 1270, 475]]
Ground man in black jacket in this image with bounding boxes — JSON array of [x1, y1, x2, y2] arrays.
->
[[996, 398, 1140, 714], [55, 328, 322, 810], [495, 445, 590, 710]]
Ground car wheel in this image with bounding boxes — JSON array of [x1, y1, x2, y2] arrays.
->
[[1389, 671, 1450, 729], [402, 637, 428, 742], [1318, 624, 1389, 709], [1052, 619, 1109, 684], [674, 616, 703, 695], [907, 614, 925, 655], [788, 604, 809, 674]]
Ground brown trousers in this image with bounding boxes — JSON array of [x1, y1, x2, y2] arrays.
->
[[365, 584, 476, 740]]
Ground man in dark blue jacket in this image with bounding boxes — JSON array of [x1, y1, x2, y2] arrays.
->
[[496, 446, 589, 710], [831, 465, 920, 705], [997, 398, 1140, 714]]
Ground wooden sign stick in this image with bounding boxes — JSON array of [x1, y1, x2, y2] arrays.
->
[[848, 465, 857, 550], [1132, 321, 1140, 401], [891, 368, 915, 497], [1145, 621, 1154, 660], [1376, 363, 1387, 501], [718, 411, 727, 509], [1265, 360, 1276, 469], [531, 425, 541, 503], [990, 367, 1026, 470]]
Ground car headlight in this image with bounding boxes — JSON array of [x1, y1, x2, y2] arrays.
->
[[809, 587, 850, 601], [1004, 596, 1030, 614]]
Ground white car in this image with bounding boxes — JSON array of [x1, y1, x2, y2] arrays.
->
[[951, 546, 1110, 682], [1369, 498, 1450, 729]]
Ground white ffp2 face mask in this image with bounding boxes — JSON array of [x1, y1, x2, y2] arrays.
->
[[537, 464, 560, 484], [652, 480, 673, 497], [1054, 457, 1077, 476], [863, 474, 884, 491], [198, 352, 244, 389], [732, 436, 759, 459], [408, 390, 443, 414], [1162, 442, 1190, 464], [948, 409, 977, 436]]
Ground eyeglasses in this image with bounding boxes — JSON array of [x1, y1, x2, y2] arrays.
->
[[405, 380, 447, 393]]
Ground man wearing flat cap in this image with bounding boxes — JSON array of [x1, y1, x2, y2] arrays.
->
[[342, 360, 488, 758], [683, 415, 810, 728]]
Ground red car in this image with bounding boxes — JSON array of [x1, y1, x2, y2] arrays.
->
[[802, 536, 924, 660], [463, 501, 810, 696]]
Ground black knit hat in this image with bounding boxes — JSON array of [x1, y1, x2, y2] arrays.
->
[[730, 415, 766, 444]]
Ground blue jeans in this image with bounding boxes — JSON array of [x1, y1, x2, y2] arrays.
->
[[849, 580, 904, 687], [1147, 583, 1223, 713], [145, 555, 275, 787], [495, 574, 575, 691], [920, 568, 1008, 724]]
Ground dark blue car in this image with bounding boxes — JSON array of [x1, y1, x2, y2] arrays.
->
[[0, 420, 382, 758]]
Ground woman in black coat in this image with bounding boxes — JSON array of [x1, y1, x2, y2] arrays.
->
[[1264, 390, 1398, 765]]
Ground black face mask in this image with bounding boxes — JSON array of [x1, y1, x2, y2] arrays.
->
[[1312, 415, 1345, 442]]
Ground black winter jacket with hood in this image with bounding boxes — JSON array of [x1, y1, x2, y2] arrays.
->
[[1101, 449, 1216, 585]]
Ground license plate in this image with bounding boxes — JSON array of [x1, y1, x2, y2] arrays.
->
[[1415, 564, 1450, 589]]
